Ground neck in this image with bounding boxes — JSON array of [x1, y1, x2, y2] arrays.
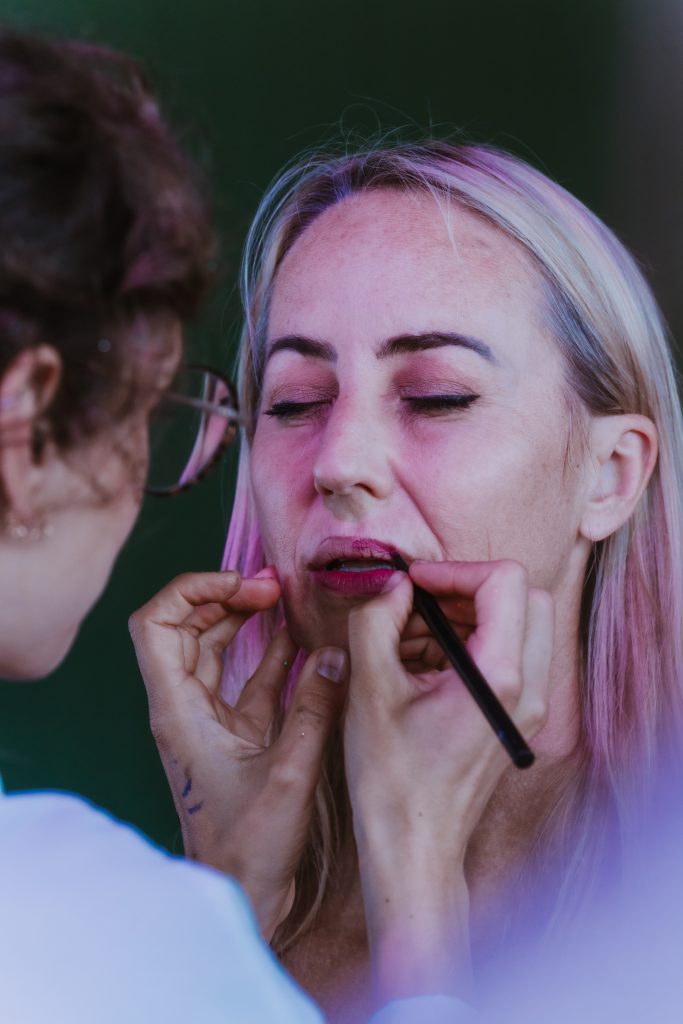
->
[[300, 737, 579, 961], [0, 542, 54, 679]]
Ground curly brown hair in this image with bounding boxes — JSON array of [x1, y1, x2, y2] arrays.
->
[[0, 27, 216, 451]]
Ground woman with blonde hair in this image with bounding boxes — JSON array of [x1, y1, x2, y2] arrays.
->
[[134, 137, 683, 1021]]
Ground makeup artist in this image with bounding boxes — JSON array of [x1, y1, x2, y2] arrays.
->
[[0, 28, 331, 1024], [131, 139, 682, 1022]]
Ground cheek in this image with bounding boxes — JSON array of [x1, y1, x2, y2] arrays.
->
[[250, 429, 313, 563], [404, 418, 579, 575]]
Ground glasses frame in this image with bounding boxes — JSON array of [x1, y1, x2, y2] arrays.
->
[[144, 363, 241, 498]]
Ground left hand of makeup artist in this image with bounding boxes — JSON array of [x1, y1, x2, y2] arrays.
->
[[129, 569, 349, 942], [343, 559, 554, 1006]]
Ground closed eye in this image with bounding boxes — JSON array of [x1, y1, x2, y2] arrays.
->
[[403, 393, 480, 414], [264, 399, 330, 420], [263, 393, 480, 421]]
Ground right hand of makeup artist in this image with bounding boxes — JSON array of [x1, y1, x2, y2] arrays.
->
[[344, 559, 554, 1003], [128, 568, 349, 942]]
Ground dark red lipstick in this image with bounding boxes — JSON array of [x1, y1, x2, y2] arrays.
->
[[309, 537, 401, 597]]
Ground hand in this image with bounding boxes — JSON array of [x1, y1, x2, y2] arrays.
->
[[128, 569, 349, 941], [344, 559, 553, 1002]]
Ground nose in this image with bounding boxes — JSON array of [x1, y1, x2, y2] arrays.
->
[[312, 395, 393, 509]]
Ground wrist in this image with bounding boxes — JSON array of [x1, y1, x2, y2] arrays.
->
[[181, 829, 294, 943], [371, 895, 473, 1006], [359, 856, 473, 1006], [236, 876, 296, 944], [354, 813, 468, 889]]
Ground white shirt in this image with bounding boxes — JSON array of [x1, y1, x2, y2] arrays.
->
[[0, 788, 324, 1024], [0, 785, 471, 1023]]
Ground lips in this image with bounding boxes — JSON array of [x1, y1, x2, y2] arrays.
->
[[309, 536, 408, 569], [308, 537, 408, 597]]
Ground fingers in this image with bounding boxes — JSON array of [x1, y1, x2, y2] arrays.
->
[[182, 577, 282, 632], [184, 573, 284, 684], [410, 560, 528, 698], [398, 635, 450, 672], [400, 609, 473, 650], [275, 647, 349, 789], [400, 601, 476, 639], [235, 629, 299, 735], [409, 558, 515, 598], [131, 571, 241, 628], [130, 571, 280, 632], [407, 560, 556, 747], [129, 571, 282, 706], [464, 564, 528, 699], [347, 574, 414, 688]]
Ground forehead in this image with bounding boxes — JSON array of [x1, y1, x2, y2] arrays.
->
[[268, 188, 545, 347]]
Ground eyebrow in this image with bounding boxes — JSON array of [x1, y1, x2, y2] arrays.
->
[[266, 336, 337, 363], [265, 331, 497, 365], [378, 332, 497, 364]]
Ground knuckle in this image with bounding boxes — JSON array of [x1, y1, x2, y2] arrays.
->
[[127, 608, 148, 638], [293, 694, 332, 729], [491, 659, 523, 701], [270, 758, 307, 791], [523, 694, 550, 732], [529, 587, 554, 617], [495, 559, 528, 588]]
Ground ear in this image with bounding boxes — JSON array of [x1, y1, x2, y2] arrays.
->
[[0, 346, 62, 515], [580, 414, 658, 543]]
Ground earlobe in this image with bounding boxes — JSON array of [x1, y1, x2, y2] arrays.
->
[[0, 346, 62, 517], [579, 414, 658, 543]]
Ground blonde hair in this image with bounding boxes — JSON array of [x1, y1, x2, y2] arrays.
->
[[222, 139, 683, 950]]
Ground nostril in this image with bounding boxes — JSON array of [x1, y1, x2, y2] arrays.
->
[[312, 433, 393, 500]]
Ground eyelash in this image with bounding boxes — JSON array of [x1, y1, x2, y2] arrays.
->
[[264, 393, 480, 420], [404, 394, 480, 414], [264, 400, 329, 419]]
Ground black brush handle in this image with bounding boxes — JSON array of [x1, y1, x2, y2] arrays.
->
[[392, 553, 534, 769]]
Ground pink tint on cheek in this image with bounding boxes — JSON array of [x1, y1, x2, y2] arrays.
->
[[250, 426, 314, 583]]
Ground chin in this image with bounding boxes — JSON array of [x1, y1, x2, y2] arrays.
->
[[8, 632, 79, 682], [283, 597, 351, 652]]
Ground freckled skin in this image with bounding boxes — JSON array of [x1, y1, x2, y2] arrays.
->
[[250, 191, 591, 687]]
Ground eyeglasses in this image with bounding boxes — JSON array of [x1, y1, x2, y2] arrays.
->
[[145, 364, 241, 497]]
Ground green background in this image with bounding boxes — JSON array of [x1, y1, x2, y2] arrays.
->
[[0, 0, 679, 851]]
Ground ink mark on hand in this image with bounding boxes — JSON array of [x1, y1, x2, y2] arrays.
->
[[181, 777, 192, 798], [187, 801, 204, 815]]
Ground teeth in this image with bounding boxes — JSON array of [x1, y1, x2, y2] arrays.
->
[[328, 559, 393, 571]]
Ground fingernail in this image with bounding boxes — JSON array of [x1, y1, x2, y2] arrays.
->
[[381, 570, 405, 593], [317, 647, 348, 684], [254, 565, 278, 580], [221, 570, 239, 583]]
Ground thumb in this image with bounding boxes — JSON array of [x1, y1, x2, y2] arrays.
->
[[276, 647, 349, 778], [347, 571, 414, 674]]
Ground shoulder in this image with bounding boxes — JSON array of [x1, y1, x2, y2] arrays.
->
[[0, 788, 245, 917], [0, 791, 323, 1024]]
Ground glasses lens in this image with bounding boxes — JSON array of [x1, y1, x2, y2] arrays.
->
[[147, 367, 238, 494]]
